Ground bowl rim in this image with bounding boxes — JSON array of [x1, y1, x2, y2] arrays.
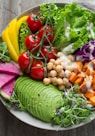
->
[[0, 2, 95, 131]]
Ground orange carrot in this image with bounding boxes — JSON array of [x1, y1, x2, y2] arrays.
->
[[77, 72, 85, 78], [74, 77, 84, 85], [92, 59, 95, 69], [84, 91, 95, 99], [76, 61, 83, 70], [83, 62, 89, 72], [92, 70, 95, 76], [69, 72, 77, 83], [85, 68, 91, 75], [92, 84, 95, 90], [89, 96, 95, 106]]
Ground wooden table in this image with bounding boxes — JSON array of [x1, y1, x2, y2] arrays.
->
[[1, 0, 95, 135]]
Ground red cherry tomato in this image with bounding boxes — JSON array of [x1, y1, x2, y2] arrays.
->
[[30, 61, 44, 80], [18, 52, 30, 70], [41, 46, 57, 61], [37, 26, 55, 42], [25, 34, 41, 51], [18, 51, 33, 71], [26, 13, 43, 32]]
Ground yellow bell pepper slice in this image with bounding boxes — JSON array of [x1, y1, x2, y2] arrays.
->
[[8, 18, 20, 56], [17, 16, 28, 34], [2, 28, 19, 62]]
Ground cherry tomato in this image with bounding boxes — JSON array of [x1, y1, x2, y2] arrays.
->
[[26, 13, 43, 32], [18, 51, 33, 71], [30, 61, 44, 80], [41, 46, 57, 61], [25, 34, 41, 51], [37, 26, 55, 42]]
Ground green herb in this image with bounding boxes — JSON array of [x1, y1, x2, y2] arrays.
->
[[0, 41, 11, 62], [6, 92, 25, 111], [53, 85, 94, 127], [18, 21, 31, 53]]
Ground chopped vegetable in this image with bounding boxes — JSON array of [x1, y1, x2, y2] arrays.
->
[[75, 40, 95, 62], [0, 42, 11, 62], [8, 18, 20, 56], [53, 85, 93, 127], [14, 76, 63, 122], [18, 21, 31, 53], [40, 3, 95, 53], [2, 28, 19, 62], [0, 61, 22, 75], [0, 79, 16, 100]]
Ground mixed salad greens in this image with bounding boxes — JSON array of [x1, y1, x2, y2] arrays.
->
[[1, 2, 95, 128]]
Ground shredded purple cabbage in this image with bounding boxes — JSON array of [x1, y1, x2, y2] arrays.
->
[[74, 40, 95, 62]]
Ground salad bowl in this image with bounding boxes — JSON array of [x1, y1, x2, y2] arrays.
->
[[1, 2, 95, 131]]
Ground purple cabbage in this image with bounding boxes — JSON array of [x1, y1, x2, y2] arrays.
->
[[74, 40, 95, 62]]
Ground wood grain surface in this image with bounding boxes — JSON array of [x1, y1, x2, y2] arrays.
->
[[1, 0, 95, 136]]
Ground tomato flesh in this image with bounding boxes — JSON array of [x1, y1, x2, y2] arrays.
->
[[41, 46, 57, 61], [30, 61, 44, 80], [25, 34, 41, 51], [18, 52, 30, 71], [38, 26, 55, 42], [27, 13, 43, 32]]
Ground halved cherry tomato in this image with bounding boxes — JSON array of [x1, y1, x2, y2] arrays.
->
[[26, 13, 43, 32], [18, 51, 33, 71], [25, 34, 41, 51], [41, 45, 57, 61], [37, 26, 55, 42], [30, 61, 44, 80]]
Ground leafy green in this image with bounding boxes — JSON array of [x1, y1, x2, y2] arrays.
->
[[40, 2, 95, 54], [18, 21, 31, 53], [6, 92, 25, 111], [53, 85, 94, 127], [0, 41, 11, 62]]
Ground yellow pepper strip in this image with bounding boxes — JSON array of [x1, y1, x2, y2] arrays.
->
[[2, 28, 19, 62], [8, 18, 20, 56], [17, 16, 28, 34]]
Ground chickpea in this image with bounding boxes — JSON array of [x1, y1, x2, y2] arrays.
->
[[66, 66, 73, 72], [63, 78, 69, 85], [67, 55, 75, 62], [50, 77, 57, 85], [58, 70, 65, 78], [55, 59, 62, 65], [47, 62, 53, 70], [50, 59, 56, 64], [55, 65, 63, 73], [49, 70, 57, 77], [52, 64, 56, 70], [43, 78, 51, 85], [57, 52, 63, 57], [64, 70, 71, 78], [58, 85, 65, 91], [56, 78, 63, 85]]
